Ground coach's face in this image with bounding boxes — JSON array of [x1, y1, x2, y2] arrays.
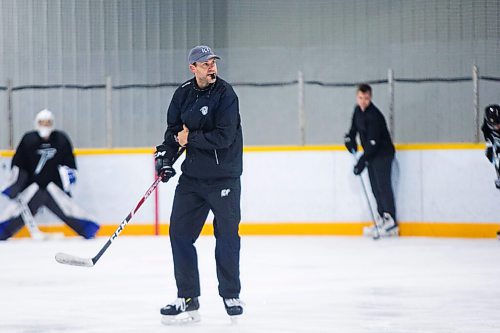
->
[[356, 91, 371, 112], [189, 58, 218, 88]]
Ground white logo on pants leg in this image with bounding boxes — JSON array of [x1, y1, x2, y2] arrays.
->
[[221, 189, 231, 197], [200, 106, 208, 115]]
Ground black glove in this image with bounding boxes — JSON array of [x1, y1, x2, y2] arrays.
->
[[486, 146, 494, 162], [155, 145, 176, 182], [353, 155, 367, 175], [344, 134, 357, 153]]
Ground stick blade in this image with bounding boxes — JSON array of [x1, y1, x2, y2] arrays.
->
[[55, 252, 94, 267]]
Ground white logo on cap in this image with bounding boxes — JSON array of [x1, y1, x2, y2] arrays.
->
[[200, 106, 208, 115], [201, 47, 210, 53]]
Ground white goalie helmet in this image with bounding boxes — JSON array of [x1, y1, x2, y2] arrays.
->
[[34, 109, 55, 139]]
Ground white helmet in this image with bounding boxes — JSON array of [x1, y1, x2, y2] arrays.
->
[[34, 109, 55, 139]]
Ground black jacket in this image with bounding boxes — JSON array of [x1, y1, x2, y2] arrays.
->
[[161, 77, 243, 180], [11, 130, 76, 192], [346, 103, 395, 161]]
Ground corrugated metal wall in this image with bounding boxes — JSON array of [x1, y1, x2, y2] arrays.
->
[[0, 0, 224, 148], [225, 0, 500, 144], [0, 0, 499, 148]]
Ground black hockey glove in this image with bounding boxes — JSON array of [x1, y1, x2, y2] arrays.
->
[[155, 145, 176, 183], [344, 134, 357, 153], [353, 155, 367, 175], [486, 147, 494, 162]]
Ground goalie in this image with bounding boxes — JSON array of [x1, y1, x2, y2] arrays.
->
[[0, 109, 99, 240]]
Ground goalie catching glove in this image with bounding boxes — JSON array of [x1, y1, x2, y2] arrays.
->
[[155, 145, 176, 182]]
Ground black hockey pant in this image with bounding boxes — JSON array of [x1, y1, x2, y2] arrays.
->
[[169, 175, 241, 299], [367, 154, 397, 222]]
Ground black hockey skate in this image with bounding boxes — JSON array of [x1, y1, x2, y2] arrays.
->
[[223, 298, 244, 317], [160, 297, 200, 325]]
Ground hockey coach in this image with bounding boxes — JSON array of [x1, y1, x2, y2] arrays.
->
[[154, 45, 244, 324]]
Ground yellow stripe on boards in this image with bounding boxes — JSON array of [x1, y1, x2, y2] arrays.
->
[[0, 142, 487, 157], [75, 148, 155, 155], [394, 143, 484, 150], [400, 222, 499, 238], [11, 222, 499, 239]]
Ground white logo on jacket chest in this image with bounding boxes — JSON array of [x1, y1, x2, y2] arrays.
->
[[200, 106, 209, 115]]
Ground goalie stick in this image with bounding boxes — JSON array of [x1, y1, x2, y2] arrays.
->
[[17, 194, 64, 241], [350, 151, 380, 240], [55, 147, 185, 267]]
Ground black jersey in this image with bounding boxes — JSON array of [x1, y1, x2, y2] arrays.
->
[[346, 102, 395, 161], [161, 77, 243, 180], [12, 130, 76, 190]]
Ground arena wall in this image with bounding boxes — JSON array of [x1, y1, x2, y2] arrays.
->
[[1, 144, 498, 238]]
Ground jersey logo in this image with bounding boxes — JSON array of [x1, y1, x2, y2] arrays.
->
[[200, 106, 209, 115], [221, 189, 231, 197], [35, 147, 57, 175]]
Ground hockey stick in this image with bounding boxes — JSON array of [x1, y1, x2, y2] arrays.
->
[[17, 195, 64, 241], [17, 197, 46, 240], [55, 147, 186, 267], [350, 151, 380, 240]]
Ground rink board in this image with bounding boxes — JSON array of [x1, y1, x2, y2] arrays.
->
[[1, 144, 499, 238]]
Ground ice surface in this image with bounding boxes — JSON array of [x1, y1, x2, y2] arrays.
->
[[1, 236, 500, 332]]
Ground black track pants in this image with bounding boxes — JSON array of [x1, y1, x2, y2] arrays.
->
[[367, 154, 396, 222], [169, 175, 241, 299]]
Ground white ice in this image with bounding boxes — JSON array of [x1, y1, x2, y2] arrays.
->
[[1, 236, 500, 333]]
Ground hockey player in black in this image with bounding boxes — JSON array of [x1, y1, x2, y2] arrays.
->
[[344, 83, 398, 237], [481, 105, 500, 239], [481, 104, 500, 190], [155, 45, 244, 324], [0, 109, 99, 240]]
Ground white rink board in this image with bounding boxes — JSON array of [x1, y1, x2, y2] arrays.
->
[[1, 149, 499, 225]]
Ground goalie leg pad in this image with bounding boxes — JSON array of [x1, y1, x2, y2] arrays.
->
[[45, 183, 100, 239], [0, 217, 30, 240]]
